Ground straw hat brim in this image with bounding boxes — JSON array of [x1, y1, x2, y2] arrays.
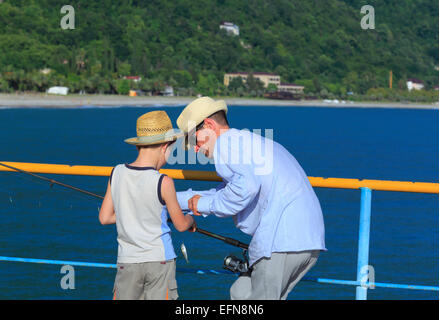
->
[[177, 97, 228, 150], [125, 129, 183, 146], [177, 97, 227, 134]]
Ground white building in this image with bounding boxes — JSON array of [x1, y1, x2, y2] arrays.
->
[[406, 78, 424, 91], [278, 83, 305, 94], [220, 22, 239, 36], [40, 68, 52, 75], [224, 72, 280, 88], [162, 85, 174, 96], [47, 86, 69, 95]]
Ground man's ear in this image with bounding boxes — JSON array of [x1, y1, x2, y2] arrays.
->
[[203, 118, 216, 129]]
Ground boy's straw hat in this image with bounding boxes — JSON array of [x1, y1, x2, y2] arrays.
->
[[176, 97, 228, 149], [125, 110, 182, 146]]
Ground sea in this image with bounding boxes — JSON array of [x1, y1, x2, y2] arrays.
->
[[0, 104, 438, 300]]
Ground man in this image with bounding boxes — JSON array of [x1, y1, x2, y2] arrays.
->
[[175, 96, 326, 300]]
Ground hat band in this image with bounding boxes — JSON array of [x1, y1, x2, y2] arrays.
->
[[137, 128, 182, 143], [137, 133, 173, 143]]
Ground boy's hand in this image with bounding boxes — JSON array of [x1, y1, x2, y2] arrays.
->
[[188, 195, 201, 216]]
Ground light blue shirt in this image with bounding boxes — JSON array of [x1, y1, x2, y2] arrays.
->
[[176, 128, 326, 266]]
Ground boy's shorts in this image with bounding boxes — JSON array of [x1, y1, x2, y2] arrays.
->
[[113, 259, 178, 300]]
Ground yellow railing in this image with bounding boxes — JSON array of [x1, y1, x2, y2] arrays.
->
[[1, 161, 439, 194]]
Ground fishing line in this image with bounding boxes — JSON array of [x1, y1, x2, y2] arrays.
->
[[0, 162, 105, 209], [0, 162, 249, 249], [0, 162, 104, 200]]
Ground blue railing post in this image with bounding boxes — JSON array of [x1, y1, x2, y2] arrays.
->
[[356, 187, 372, 300]]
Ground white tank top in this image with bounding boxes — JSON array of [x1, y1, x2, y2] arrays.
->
[[110, 164, 176, 263]]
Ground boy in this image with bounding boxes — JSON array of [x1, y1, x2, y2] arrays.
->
[[99, 110, 195, 300]]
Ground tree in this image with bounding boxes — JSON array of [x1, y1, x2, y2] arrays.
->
[[118, 61, 132, 76], [116, 79, 130, 95], [0, 0, 437, 99], [194, 73, 221, 96], [0, 77, 12, 93], [228, 77, 245, 94], [246, 74, 264, 93], [267, 83, 277, 93]]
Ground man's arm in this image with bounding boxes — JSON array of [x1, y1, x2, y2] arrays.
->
[[189, 132, 263, 218], [176, 182, 226, 211], [192, 169, 261, 217]]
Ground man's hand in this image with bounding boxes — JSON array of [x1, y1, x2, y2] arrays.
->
[[188, 195, 202, 216]]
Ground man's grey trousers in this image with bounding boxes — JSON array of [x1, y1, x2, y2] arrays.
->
[[230, 250, 320, 300]]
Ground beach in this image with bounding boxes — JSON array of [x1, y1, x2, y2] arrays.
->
[[1, 93, 439, 109]]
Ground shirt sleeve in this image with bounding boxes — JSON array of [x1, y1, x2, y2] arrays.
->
[[196, 141, 261, 218], [175, 182, 227, 213]]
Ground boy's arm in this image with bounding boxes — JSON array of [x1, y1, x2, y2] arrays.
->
[[162, 176, 196, 232], [99, 180, 116, 225]]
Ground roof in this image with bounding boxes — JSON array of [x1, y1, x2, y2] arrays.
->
[[220, 22, 237, 26], [407, 78, 424, 84], [226, 72, 278, 76]]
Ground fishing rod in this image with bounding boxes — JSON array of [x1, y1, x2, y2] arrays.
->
[[0, 161, 249, 250], [0, 162, 103, 199], [196, 228, 248, 250]]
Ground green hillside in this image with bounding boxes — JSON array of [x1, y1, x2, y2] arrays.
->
[[0, 0, 438, 99]]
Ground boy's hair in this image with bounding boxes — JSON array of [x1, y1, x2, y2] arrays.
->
[[136, 141, 174, 151]]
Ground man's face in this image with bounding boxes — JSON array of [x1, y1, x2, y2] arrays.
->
[[194, 123, 218, 158]]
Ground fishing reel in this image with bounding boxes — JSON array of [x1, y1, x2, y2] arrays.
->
[[223, 249, 251, 275]]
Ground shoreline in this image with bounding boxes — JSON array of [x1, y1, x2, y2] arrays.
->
[[1, 93, 439, 110]]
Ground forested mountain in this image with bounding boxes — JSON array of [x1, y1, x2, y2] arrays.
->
[[0, 0, 438, 98]]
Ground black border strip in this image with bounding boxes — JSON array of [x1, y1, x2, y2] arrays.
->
[[124, 163, 155, 171], [157, 174, 166, 205], [109, 167, 115, 186]]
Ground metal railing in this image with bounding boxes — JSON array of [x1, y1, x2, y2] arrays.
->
[[1, 161, 439, 300]]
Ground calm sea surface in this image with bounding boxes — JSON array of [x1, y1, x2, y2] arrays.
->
[[0, 105, 438, 300]]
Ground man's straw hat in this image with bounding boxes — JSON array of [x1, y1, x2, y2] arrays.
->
[[125, 110, 182, 146], [176, 97, 228, 149]]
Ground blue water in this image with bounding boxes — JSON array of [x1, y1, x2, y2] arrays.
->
[[0, 105, 438, 300]]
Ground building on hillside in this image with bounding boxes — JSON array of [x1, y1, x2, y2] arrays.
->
[[220, 22, 240, 36], [40, 68, 52, 75], [47, 86, 69, 95], [278, 83, 305, 94], [433, 85, 439, 91], [224, 72, 280, 88], [161, 85, 174, 96], [123, 76, 142, 82], [406, 78, 424, 91]]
